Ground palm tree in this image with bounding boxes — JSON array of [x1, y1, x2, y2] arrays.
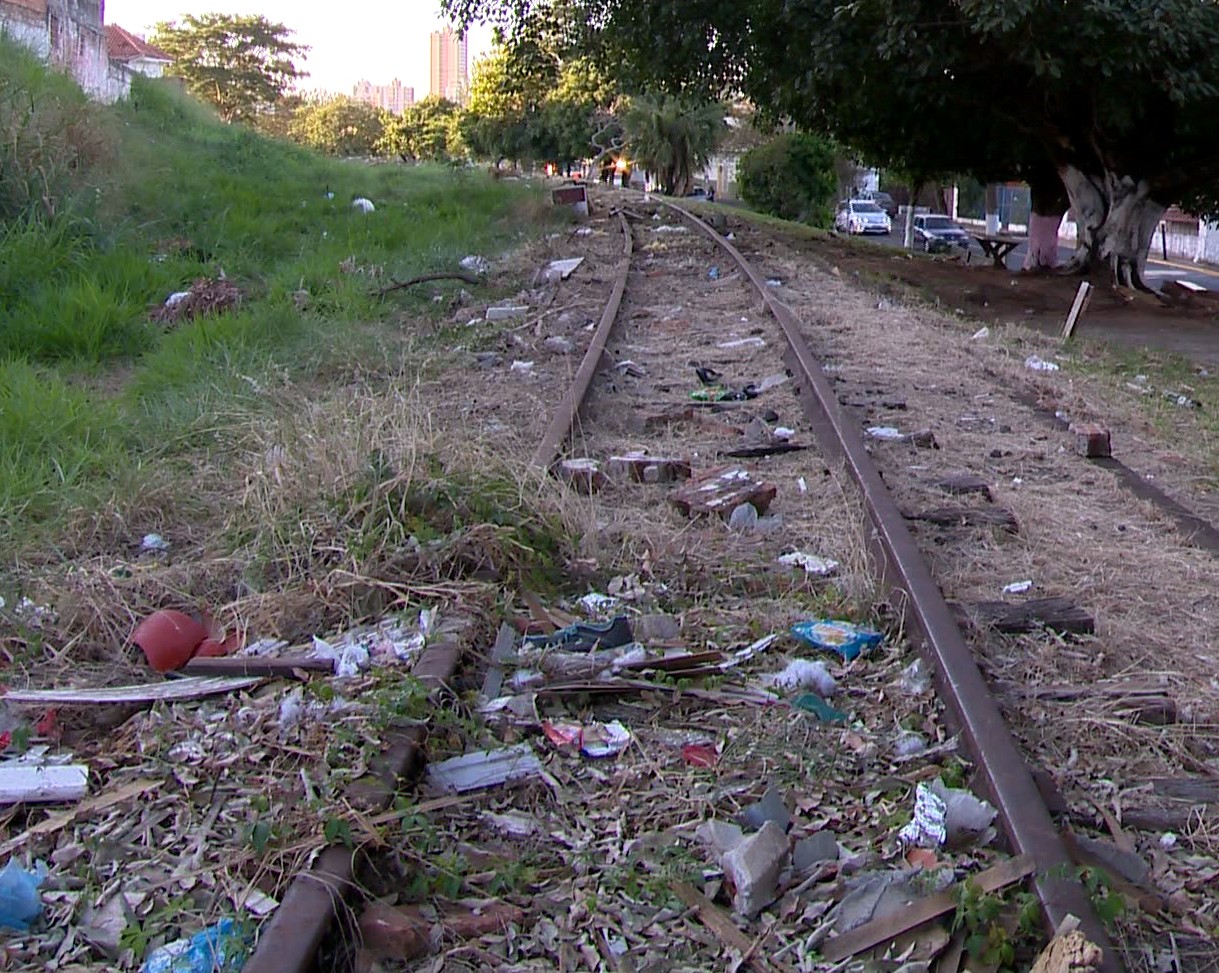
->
[[622, 95, 726, 196]]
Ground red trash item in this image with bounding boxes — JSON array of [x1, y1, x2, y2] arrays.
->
[[682, 743, 719, 768], [133, 610, 208, 672], [195, 631, 243, 658]]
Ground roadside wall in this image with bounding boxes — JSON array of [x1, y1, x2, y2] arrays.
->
[[1, 0, 130, 101]]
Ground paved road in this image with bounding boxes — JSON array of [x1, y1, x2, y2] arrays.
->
[[861, 228, 1219, 291]]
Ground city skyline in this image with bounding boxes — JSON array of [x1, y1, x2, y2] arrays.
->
[[352, 78, 414, 115], [103, 2, 493, 100]]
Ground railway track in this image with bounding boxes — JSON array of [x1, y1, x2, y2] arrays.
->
[[248, 192, 1219, 972]]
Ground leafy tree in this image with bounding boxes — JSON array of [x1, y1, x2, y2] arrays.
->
[[445, 0, 1219, 289], [460, 49, 530, 164], [152, 14, 307, 124], [379, 97, 464, 162], [288, 96, 386, 157], [621, 95, 725, 196], [737, 133, 837, 226]]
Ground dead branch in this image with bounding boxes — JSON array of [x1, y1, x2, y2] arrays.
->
[[375, 271, 480, 297]]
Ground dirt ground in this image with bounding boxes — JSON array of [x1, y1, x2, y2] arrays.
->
[[799, 237, 1219, 366]]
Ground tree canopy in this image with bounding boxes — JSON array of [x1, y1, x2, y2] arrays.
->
[[444, 0, 1219, 285], [288, 96, 385, 157], [152, 14, 307, 125], [379, 97, 464, 162]]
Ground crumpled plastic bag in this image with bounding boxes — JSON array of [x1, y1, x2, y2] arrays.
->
[[0, 859, 48, 932], [141, 917, 251, 973]]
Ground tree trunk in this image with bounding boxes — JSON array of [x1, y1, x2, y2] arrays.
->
[[1023, 165, 1068, 272], [903, 180, 923, 249], [1060, 167, 1166, 291]]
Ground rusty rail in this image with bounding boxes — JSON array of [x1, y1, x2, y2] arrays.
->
[[244, 635, 465, 973], [531, 210, 633, 469], [660, 200, 1122, 971]]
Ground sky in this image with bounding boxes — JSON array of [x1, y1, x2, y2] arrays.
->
[[103, 1, 495, 98]]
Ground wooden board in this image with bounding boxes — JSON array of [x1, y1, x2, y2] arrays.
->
[[935, 474, 993, 500], [821, 855, 1035, 962], [3, 676, 262, 705], [908, 506, 1018, 532], [182, 656, 331, 677], [1061, 280, 1094, 341], [967, 597, 1095, 636]]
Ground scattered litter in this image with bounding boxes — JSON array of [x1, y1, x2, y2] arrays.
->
[[543, 257, 584, 281], [708, 266, 720, 280], [0, 763, 88, 804], [728, 502, 759, 531], [574, 227, 594, 237], [791, 619, 883, 661], [140, 533, 170, 552], [867, 426, 905, 441], [766, 278, 782, 287], [899, 658, 932, 695], [351, 197, 375, 213], [141, 917, 251, 973], [239, 889, 278, 918], [1002, 580, 1033, 595], [763, 659, 837, 696], [682, 743, 720, 767], [895, 731, 927, 757], [543, 720, 631, 758], [758, 373, 789, 392], [737, 786, 791, 832], [151, 277, 243, 325], [312, 635, 370, 678], [797, 476, 808, 494], [133, 609, 208, 672], [577, 592, 618, 616], [615, 359, 645, 377], [543, 336, 574, 354], [899, 779, 997, 848], [1160, 832, 1178, 850], [1164, 390, 1201, 408], [509, 359, 535, 374], [778, 551, 839, 577], [866, 426, 937, 447], [427, 744, 543, 793], [1024, 355, 1060, 372], [793, 693, 846, 722], [524, 615, 633, 652], [482, 810, 541, 839], [460, 255, 491, 274], [0, 860, 47, 931], [722, 821, 790, 917], [487, 306, 530, 321], [971, 327, 990, 339], [652, 225, 688, 234], [774, 426, 795, 439], [3, 676, 260, 706], [717, 337, 766, 351], [722, 633, 780, 669]]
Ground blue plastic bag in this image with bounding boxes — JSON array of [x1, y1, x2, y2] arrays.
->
[[0, 859, 48, 932], [141, 918, 252, 973], [790, 619, 883, 661]]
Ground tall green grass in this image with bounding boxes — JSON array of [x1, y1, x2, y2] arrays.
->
[[0, 36, 546, 550]]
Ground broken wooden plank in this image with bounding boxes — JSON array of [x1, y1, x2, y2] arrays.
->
[[1061, 280, 1094, 341], [820, 854, 1035, 962], [182, 656, 331, 677], [617, 651, 726, 674], [0, 764, 88, 804], [2, 676, 262, 705], [672, 881, 781, 972], [935, 474, 993, 500], [606, 452, 692, 483], [1029, 916, 1102, 973], [1114, 695, 1178, 726], [967, 598, 1095, 636], [907, 506, 1018, 532], [0, 777, 158, 854], [1150, 777, 1219, 803], [671, 466, 777, 519]]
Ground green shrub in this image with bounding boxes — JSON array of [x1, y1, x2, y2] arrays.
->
[[737, 132, 837, 226]]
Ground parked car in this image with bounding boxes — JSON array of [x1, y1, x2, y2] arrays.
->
[[686, 185, 716, 201], [861, 190, 898, 217], [912, 214, 971, 253], [835, 199, 892, 235]]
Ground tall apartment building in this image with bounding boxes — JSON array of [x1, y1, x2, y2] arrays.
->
[[352, 78, 415, 114], [429, 26, 468, 103]]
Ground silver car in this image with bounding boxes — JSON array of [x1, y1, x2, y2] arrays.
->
[[835, 199, 892, 235]]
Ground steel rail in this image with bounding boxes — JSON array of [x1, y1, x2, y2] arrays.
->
[[244, 638, 464, 973], [660, 199, 1122, 971], [531, 210, 633, 469]]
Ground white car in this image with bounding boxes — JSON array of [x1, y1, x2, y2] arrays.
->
[[835, 199, 892, 235]]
